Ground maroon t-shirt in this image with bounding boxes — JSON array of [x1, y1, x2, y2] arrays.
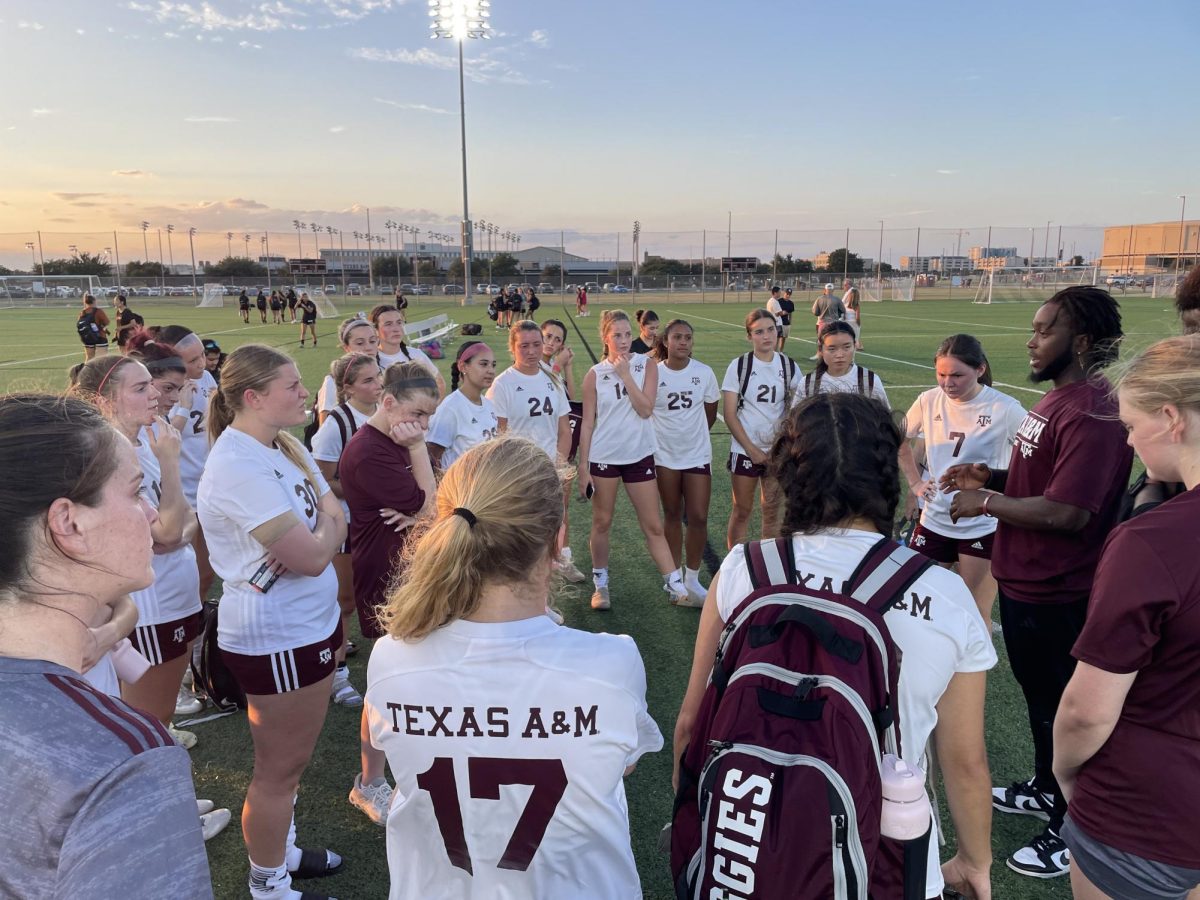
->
[[339, 424, 426, 634], [1068, 487, 1200, 866], [990, 378, 1132, 604]]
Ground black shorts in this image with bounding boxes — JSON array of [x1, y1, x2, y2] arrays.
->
[[728, 452, 767, 479], [220, 621, 342, 696], [909, 522, 993, 563], [590, 454, 656, 484], [239, 300, 250, 310], [302, 316, 317, 325], [131, 611, 202, 665]]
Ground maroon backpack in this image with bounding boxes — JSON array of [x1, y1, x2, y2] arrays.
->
[[670, 536, 935, 900]]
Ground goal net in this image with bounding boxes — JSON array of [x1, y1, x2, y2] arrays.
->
[[972, 272, 993, 305], [0, 275, 104, 308], [197, 283, 226, 308], [310, 290, 339, 319], [858, 278, 884, 303], [890, 276, 915, 302], [1152, 274, 1181, 298]]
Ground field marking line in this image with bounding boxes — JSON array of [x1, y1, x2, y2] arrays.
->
[[862, 311, 1028, 332], [0, 321, 277, 368]]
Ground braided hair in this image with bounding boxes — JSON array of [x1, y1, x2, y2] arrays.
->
[[769, 392, 902, 537], [1044, 286, 1123, 370]]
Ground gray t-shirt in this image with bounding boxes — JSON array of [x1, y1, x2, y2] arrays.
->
[[0, 656, 212, 899], [811, 293, 847, 325]]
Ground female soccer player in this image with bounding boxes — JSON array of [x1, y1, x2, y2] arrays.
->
[[844, 278, 864, 350], [311, 353, 384, 708], [1054, 335, 1200, 900], [651, 319, 719, 606], [239, 289, 251, 324], [721, 308, 803, 547], [286, 287, 298, 324], [630, 308, 659, 354], [0, 394, 212, 898], [339, 361, 439, 828], [576, 284, 588, 316], [298, 292, 318, 348], [675, 392, 998, 900], [900, 335, 1025, 622], [427, 340, 498, 470], [269, 291, 283, 325], [541, 319, 577, 401], [363, 437, 662, 900], [314, 317, 380, 426], [577, 310, 688, 610], [800, 321, 889, 404], [255, 289, 268, 323], [198, 344, 346, 900], [370, 305, 446, 397]]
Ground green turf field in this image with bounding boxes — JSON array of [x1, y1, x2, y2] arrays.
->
[[0, 291, 1176, 899]]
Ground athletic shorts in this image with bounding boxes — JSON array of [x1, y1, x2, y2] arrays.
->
[[220, 621, 343, 695], [1062, 815, 1200, 900], [728, 452, 767, 479], [302, 315, 317, 325], [909, 522, 993, 563], [590, 454, 656, 483], [778, 324, 791, 337], [130, 611, 202, 666], [657, 462, 712, 476]]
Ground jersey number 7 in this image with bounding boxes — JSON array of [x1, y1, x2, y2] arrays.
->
[[417, 756, 568, 874]]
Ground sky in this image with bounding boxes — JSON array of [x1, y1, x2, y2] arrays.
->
[[0, 0, 1197, 266]]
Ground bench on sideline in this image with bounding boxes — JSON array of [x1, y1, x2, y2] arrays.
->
[[405, 313, 457, 347]]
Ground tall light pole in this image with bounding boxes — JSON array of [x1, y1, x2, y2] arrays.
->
[[1044, 220, 1052, 268], [243, 233, 251, 262], [632, 220, 641, 291], [24, 241, 36, 275], [166, 224, 175, 279], [140, 221, 150, 266], [877, 220, 884, 287], [156, 229, 166, 293], [188, 227, 198, 296], [226, 231, 233, 259], [1178, 195, 1187, 276], [430, 0, 491, 305], [293, 220, 305, 263], [261, 235, 272, 291]]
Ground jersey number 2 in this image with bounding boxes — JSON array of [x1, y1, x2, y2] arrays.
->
[[417, 756, 568, 874]]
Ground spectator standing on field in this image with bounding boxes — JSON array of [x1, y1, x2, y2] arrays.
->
[[393, 286, 408, 314], [113, 294, 144, 352], [943, 286, 1132, 880], [810, 282, 846, 360], [77, 294, 110, 361], [843, 278, 864, 350]]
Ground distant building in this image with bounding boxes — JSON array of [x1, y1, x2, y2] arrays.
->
[[1099, 220, 1200, 273], [901, 255, 970, 274]]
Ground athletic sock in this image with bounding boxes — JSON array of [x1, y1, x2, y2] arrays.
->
[[685, 567, 705, 592], [248, 859, 296, 900], [592, 568, 608, 589]]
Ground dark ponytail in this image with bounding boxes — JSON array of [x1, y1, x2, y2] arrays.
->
[[812, 321, 858, 393], [450, 340, 486, 392], [935, 333, 992, 387]]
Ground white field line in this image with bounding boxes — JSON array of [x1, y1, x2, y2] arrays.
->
[[0, 321, 277, 368]]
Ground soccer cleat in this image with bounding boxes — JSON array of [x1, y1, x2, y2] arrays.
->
[[1007, 828, 1070, 878], [590, 586, 611, 611], [196, 798, 215, 816], [200, 808, 231, 841], [553, 556, 587, 583], [343, 640, 358, 658], [992, 778, 1055, 821], [348, 773, 394, 827], [330, 667, 363, 707], [168, 725, 197, 750], [175, 686, 203, 717], [685, 582, 708, 606]]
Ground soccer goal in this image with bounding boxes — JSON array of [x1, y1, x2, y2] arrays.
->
[[0, 275, 104, 308], [310, 290, 339, 319], [859, 278, 884, 303], [890, 276, 915, 302], [1151, 274, 1181, 299], [197, 283, 227, 308], [972, 272, 994, 305]]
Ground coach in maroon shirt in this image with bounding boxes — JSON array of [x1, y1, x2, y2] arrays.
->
[[944, 286, 1133, 879]]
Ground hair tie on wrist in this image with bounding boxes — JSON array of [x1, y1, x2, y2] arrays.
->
[[452, 507, 477, 528]]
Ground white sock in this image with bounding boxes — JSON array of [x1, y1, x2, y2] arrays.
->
[[665, 571, 686, 593], [592, 568, 608, 588], [248, 859, 294, 899], [685, 567, 704, 589]]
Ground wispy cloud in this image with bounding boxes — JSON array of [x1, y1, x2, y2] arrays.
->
[[127, 0, 403, 34], [31, 108, 58, 118], [53, 192, 110, 204], [18, 20, 44, 30], [238, 39, 263, 49], [528, 29, 549, 48], [329, 125, 346, 133], [75, 28, 86, 35], [113, 169, 153, 178], [373, 97, 452, 115], [184, 115, 236, 123], [935, 169, 960, 175], [351, 46, 530, 85]]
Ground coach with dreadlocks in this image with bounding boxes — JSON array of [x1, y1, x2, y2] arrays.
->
[[941, 286, 1132, 880]]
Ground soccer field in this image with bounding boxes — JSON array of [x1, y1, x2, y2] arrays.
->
[[0, 293, 1175, 899]]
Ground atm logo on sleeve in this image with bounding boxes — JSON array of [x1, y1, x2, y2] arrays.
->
[[1014, 412, 1048, 459]]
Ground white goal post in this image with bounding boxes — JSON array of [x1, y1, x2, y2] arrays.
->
[[197, 283, 227, 308], [309, 289, 339, 319], [0, 275, 104, 308]]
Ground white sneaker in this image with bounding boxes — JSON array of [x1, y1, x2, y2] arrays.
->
[[685, 582, 708, 605], [168, 725, 197, 750], [200, 808, 231, 841], [330, 667, 363, 707], [196, 798, 215, 816], [671, 588, 705, 609], [349, 773, 394, 827], [590, 585, 611, 610], [175, 686, 203, 717], [553, 557, 586, 583], [664, 578, 690, 606]]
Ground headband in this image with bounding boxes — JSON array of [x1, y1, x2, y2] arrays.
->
[[172, 332, 203, 353], [387, 376, 438, 392], [457, 343, 491, 365], [452, 507, 477, 528], [95, 357, 134, 395], [339, 318, 372, 344]]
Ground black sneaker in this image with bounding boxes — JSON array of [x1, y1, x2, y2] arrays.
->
[[992, 777, 1054, 821], [1007, 828, 1070, 878]]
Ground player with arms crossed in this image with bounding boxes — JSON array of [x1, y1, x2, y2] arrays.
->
[[364, 437, 663, 900], [901, 334, 1025, 623]]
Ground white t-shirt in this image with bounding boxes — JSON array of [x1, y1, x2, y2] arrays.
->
[[715, 529, 996, 898], [905, 385, 1026, 539], [379, 345, 438, 377], [173, 369, 217, 506], [197, 427, 339, 656], [365, 615, 663, 900], [652, 359, 720, 470], [765, 297, 785, 331], [588, 354, 657, 466], [800, 364, 889, 407], [487, 366, 570, 461], [310, 403, 372, 521], [133, 429, 201, 626], [82, 652, 120, 697], [720, 352, 803, 455], [427, 390, 499, 470]]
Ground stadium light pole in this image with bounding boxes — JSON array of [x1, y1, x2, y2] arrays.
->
[[1178, 195, 1187, 276], [68, 244, 79, 258], [226, 232, 233, 259], [337, 229, 347, 294], [243, 233, 251, 261], [430, 0, 491, 306], [140, 221, 150, 267], [166, 225, 176, 282], [262, 234, 272, 291], [24, 242, 36, 275], [188, 227, 198, 297], [876, 220, 884, 287]]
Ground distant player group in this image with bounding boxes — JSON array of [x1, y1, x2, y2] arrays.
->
[[7, 272, 1200, 900]]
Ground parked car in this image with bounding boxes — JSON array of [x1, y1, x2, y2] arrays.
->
[[610, 284, 631, 294], [347, 283, 363, 295], [584, 282, 601, 293], [413, 284, 432, 296], [474, 283, 493, 295], [442, 284, 464, 295], [536, 283, 555, 294]]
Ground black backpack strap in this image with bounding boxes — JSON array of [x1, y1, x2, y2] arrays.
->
[[868, 369, 876, 394], [736, 352, 753, 411], [804, 371, 813, 397], [743, 538, 797, 590], [848, 539, 936, 615], [857, 366, 865, 394]]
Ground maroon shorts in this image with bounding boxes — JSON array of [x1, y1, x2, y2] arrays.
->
[[657, 462, 712, 476], [131, 611, 202, 666], [728, 452, 767, 479], [220, 621, 343, 696], [910, 522, 994, 563], [590, 454, 656, 483]]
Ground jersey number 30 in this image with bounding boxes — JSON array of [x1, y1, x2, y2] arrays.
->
[[417, 756, 568, 874]]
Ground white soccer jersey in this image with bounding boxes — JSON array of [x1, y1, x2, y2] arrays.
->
[[716, 530, 996, 898], [487, 366, 570, 460], [720, 352, 804, 455], [310, 403, 372, 521], [365, 616, 663, 900], [652, 358, 719, 470], [379, 345, 438, 377], [588, 354, 656, 466], [197, 427, 339, 656], [174, 369, 217, 506], [801, 364, 890, 407], [132, 430, 200, 627], [906, 385, 1026, 539], [427, 391, 499, 470]]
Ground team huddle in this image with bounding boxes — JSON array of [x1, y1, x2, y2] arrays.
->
[[3, 275, 1200, 900]]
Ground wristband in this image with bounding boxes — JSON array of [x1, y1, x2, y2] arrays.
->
[[982, 493, 994, 518]]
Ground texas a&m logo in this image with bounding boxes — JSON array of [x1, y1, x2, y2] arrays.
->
[[172, 625, 186, 644], [977, 415, 992, 427], [318, 648, 333, 666], [1014, 412, 1048, 459]]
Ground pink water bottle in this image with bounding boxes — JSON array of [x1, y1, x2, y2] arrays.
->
[[110, 638, 152, 684], [880, 754, 931, 840]]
